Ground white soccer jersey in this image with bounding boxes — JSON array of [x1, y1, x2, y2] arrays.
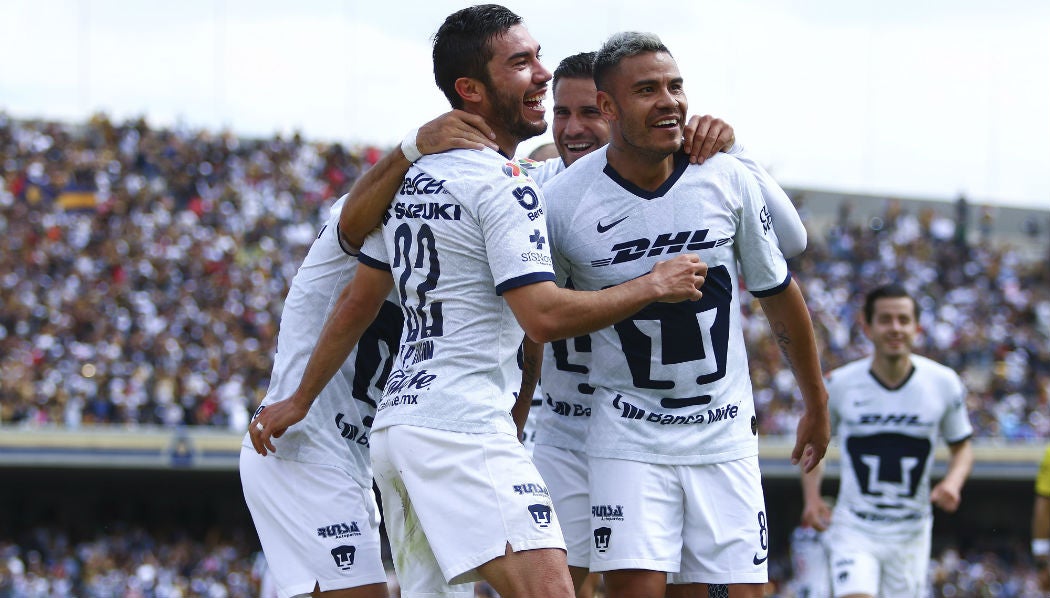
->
[[515, 155, 595, 451], [826, 354, 973, 538], [725, 143, 807, 259], [241, 196, 403, 488], [359, 148, 556, 437], [519, 156, 565, 185], [544, 148, 790, 464]]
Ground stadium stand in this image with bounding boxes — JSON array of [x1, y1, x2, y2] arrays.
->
[[1, 112, 1049, 596]]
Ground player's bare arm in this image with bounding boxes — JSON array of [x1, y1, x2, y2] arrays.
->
[[800, 461, 833, 532], [248, 264, 394, 456], [930, 438, 974, 513], [504, 253, 706, 344], [757, 279, 830, 473], [513, 337, 543, 440], [338, 110, 498, 250], [681, 114, 735, 165]]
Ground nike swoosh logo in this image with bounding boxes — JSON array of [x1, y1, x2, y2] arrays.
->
[[596, 216, 628, 233], [753, 553, 768, 565]]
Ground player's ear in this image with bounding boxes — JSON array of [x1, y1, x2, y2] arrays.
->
[[859, 313, 872, 340], [597, 91, 618, 121], [454, 77, 485, 107]]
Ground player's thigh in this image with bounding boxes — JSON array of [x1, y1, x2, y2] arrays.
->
[[877, 528, 931, 598], [375, 425, 565, 586], [673, 456, 768, 587], [370, 429, 475, 598], [589, 456, 684, 575], [533, 443, 591, 569], [824, 524, 880, 598], [239, 449, 386, 596]]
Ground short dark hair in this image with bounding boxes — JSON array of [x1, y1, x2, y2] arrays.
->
[[552, 51, 596, 95], [863, 283, 918, 324], [593, 32, 670, 92], [432, 4, 523, 109]]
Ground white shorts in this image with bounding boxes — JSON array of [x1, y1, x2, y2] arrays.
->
[[532, 443, 590, 568], [825, 521, 931, 597], [371, 425, 566, 594], [588, 455, 768, 585], [239, 448, 386, 598]]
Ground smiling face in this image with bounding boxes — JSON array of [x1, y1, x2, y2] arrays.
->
[[863, 296, 919, 360], [598, 50, 687, 160], [552, 76, 609, 166], [481, 24, 551, 145]]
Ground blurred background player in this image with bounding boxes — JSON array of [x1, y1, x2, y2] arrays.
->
[[786, 498, 832, 598], [801, 283, 975, 598]]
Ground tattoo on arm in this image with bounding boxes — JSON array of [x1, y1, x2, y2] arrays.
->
[[521, 350, 540, 392], [772, 321, 796, 373]]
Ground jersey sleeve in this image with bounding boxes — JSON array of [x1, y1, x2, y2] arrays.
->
[[541, 182, 573, 288], [733, 164, 791, 297], [727, 143, 807, 258], [475, 169, 556, 294], [939, 371, 973, 444], [357, 228, 390, 271]]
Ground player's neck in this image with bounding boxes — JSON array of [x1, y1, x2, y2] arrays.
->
[[605, 143, 677, 192], [491, 129, 519, 159], [870, 353, 914, 388]]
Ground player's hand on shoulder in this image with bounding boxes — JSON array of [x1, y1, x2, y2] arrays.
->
[[248, 398, 310, 457], [417, 110, 499, 155], [651, 253, 706, 303], [682, 114, 735, 165]]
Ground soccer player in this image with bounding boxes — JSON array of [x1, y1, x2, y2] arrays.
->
[[1032, 445, 1050, 590], [238, 112, 498, 598], [249, 6, 707, 598], [801, 283, 975, 598], [541, 32, 829, 598], [529, 50, 810, 598]]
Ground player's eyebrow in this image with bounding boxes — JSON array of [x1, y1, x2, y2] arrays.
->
[[506, 44, 540, 64]]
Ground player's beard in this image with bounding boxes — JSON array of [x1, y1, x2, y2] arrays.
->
[[491, 86, 547, 142]]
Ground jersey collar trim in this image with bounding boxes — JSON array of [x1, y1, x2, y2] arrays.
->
[[868, 362, 916, 391], [602, 151, 689, 200]]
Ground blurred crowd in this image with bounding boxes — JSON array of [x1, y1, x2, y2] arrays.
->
[[0, 526, 258, 598], [2, 525, 1046, 597], [0, 112, 372, 429], [3, 112, 1048, 441]]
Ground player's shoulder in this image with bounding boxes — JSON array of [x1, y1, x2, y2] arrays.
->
[[419, 148, 539, 194], [542, 146, 606, 196], [911, 354, 961, 380], [688, 151, 750, 178], [516, 156, 564, 186], [825, 358, 872, 390], [417, 147, 512, 176]]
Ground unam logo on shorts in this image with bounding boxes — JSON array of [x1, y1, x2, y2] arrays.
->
[[528, 504, 553, 528], [331, 545, 356, 571], [594, 527, 612, 553]]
